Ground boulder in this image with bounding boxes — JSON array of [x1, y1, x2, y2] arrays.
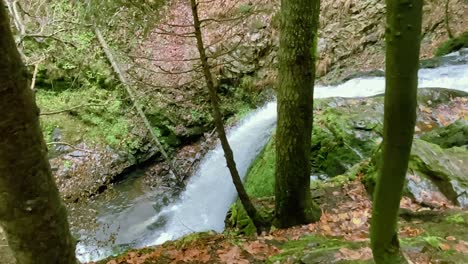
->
[[421, 119, 468, 148]]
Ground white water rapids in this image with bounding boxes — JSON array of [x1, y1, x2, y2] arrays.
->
[[77, 51, 468, 262]]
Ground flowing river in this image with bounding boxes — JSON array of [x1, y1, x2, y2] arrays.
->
[[76, 50, 468, 262]]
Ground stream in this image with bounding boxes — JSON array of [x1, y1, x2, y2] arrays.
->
[[76, 50, 468, 262]]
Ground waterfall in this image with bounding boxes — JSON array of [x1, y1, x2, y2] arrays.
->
[[76, 52, 468, 262]]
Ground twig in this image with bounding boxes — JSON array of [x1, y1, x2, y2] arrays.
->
[[30, 62, 40, 90], [40, 103, 108, 115], [46, 142, 95, 153]]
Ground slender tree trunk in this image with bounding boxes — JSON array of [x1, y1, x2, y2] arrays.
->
[[0, 4, 77, 264], [371, 1, 423, 263], [444, 0, 453, 39], [275, 0, 321, 228], [189, 0, 269, 233]]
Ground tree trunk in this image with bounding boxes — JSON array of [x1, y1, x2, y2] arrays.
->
[[370, 1, 423, 263], [275, 0, 321, 228], [189, 0, 269, 233], [0, 4, 77, 264], [444, 0, 453, 39]]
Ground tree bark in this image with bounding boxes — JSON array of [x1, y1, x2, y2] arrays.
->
[[444, 0, 453, 39], [370, 1, 423, 263], [275, 0, 321, 228], [189, 0, 269, 233], [0, 4, 77, 264]]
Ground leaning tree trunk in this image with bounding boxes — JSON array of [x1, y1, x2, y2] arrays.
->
[[371, 0, 423, 263], [0, 4, 77, 264], [275, 0, 321, 228], [189, 0, 269, 233]]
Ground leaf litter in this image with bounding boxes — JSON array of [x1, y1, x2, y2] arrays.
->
[[93, 179, 467, 264]]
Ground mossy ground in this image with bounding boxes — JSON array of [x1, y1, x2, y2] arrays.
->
[[434, 32, 468, 56], [37, 87, 134, 149]]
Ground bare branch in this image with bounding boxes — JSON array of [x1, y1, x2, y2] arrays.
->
[[40, 103, 108, 116], [46, 142, 95, 153], [129, 54, 200, 63]]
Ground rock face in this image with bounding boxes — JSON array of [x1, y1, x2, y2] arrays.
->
[[50, 142, 156, 202]]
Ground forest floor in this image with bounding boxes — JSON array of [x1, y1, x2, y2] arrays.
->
[[93, 178, 468, 264]]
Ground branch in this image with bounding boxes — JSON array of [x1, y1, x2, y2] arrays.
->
[[40, 103, 108, 116], [129, 54, 200, 63], [30, 61, 41, 90], [46, 142, 95, 153], [6, 0, 25, 35]]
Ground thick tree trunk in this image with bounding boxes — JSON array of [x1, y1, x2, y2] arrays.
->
[[0, 4, 77, 264], [189, 0, 269, 233], [370, 1, 423, 263], [275, 0, 320, 227], [275, 0, 321, 228]]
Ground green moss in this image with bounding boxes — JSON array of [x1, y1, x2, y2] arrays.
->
[[311, 107, 379, 177], [244, 136, 276, 198], [226, 198, 275, 236], [172, 231, 218, 248], [420, 119, 467, 148], [268, 235, 367, 263], [399, 211, 468, 263], [37, 88, 132, 148], [434, 32, 468, 56]]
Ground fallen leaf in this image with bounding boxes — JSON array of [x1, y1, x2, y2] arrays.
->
[[217, 246, 249, 264], [454, 240, 468, 254], [446, 236, 457, 241], [439, 243, 451, 251], [335, 247, 372, 261]]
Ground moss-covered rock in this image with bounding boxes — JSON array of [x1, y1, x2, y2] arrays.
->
[[420, 119, 468, 148], [311, 100, 383, 177], [244, 136, 276, 198], [363, 139, 468, 207], [409, 139, 468, 207]]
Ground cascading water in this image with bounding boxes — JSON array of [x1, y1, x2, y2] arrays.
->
[[76, 50, 468, 262]]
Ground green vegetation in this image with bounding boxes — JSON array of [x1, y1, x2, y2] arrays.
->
[[244, 136, 276, 198], [420, 119, 467, 148], [445, 213, 465, 224], [434, 32, 468, 56], [268, 235, 368, 264], [37, 87, 132, 148]]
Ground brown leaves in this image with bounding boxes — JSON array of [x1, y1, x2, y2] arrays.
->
[[99, 178, 467, 264], [335, 247, 373, 261], [454, 240, 468, 254], [217, 246, 248, 264], [243, 240, 280, 261], [310, 180, 372, 241], [399, 225, 423, 238], [168, 248, 211, 263]]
